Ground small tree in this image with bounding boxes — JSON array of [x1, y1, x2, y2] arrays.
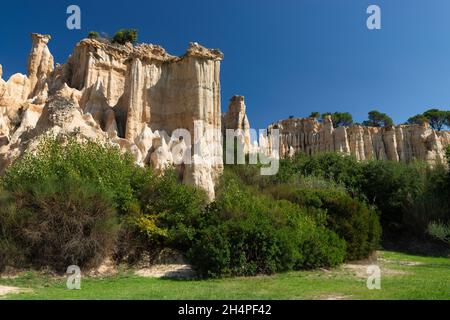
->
[[423, 109, 448, 131], [407, 114, 429, 126], [332, 112, 353, 128], [363, 110, 394, 127], [321, 112, 353, 128], [87, 31, 100, 39], [446, 111, 450, 129], [309, 112, 321, 119], [112, 29, 138, 45]]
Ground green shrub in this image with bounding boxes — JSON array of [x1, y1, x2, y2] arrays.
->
[[276, 153, 364, 194], [0, 179, 118, 272], [297, 225, 347, 268], [266, 177, 381, 261], [427, 221, 450, 244], [2, 137, 150, 214], [138, 170, 209, 250], [360, 161, 425, 234], [88, 31, 100, 39], [112, 29, 138, 45], [275, 153, 448, 241], [186, 173, 346, 278]]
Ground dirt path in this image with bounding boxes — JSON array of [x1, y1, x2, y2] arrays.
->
[[0, 285, 24, 297]]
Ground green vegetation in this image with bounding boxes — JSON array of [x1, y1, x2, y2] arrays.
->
[[270, 152, 450, 241], [321, 112, 353, 128], [0, 179, 118, 272], [0, 138, 382, 279], [1, 251, 448, 300], [309, 112, 321, 119], [112, 29, 138, 45], [0, 138, 448, 286], [428, 222, 450, 245], [408, 109, 450, 131], [87, 31, 100, 39], [0, 138, 149, 271], [363, 110, 394, 127]]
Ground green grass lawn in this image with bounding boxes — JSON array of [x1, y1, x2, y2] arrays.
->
[[0, 251, 449, 300]]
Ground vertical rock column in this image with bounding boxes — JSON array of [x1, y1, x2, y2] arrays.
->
[[222, 95, 252, 152], [27, 33, 54, 97]]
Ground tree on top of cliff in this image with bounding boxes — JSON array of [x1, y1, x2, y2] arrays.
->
[[309, 112, 321, 119], [112, 29, 138, 45], [423, 109, 448, 131], [363, 110, 394, 127], [407, 114, 429, 126], [88, 31, 100, 39], [321, 112, 353, 128]]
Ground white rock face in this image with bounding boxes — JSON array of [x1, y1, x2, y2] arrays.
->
[[222, 95, 251, 153], [266, 117, 450, 166], [0, 34, 224, 199], [27, 34, 54, 98]]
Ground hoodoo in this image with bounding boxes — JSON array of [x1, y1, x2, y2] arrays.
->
[[0, 34, 224, 199]]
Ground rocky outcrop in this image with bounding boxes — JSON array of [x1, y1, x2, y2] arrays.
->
[[222, 96, 251, 152], [0, 34, 224, 199], [267, 117, 450, 165], [27, 34, 54, 98]]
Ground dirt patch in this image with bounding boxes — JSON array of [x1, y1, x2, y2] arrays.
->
[[135, 264, 195, 279], [0, 285, 28, 297], [343, 263, 408, 279], [317, 294, 352, 300], [87, 258, 118, 277]]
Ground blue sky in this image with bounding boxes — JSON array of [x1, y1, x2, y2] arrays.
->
[[1, 0, 450, 129]]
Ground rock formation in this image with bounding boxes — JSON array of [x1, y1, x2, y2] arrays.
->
[[222, 95, 251, 152], [1, 33, 449, 200], [266, 116, 450, 165], [0, 34, 224, 199]]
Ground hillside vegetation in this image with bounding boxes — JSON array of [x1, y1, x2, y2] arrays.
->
[[0, 138, 449, 278]]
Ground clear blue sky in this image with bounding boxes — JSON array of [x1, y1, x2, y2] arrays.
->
[[1, 0, 450, 129]]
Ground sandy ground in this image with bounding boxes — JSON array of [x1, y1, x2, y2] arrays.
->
[[135, 264, 195, 279], [0, 285, 24, 297]]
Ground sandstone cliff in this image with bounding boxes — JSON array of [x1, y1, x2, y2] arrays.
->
[[267, 116, 450, 165], [0, 34, 224, 199], [222, 95, 251, 152]]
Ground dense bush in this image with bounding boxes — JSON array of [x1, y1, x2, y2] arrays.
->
[[270, 153, 449, 240], [0, 137, 150, 271], [359, 160, 425, 234], [186, 173, 347, 278], [273, 153, 364, 194], [427, 221, 450, 245], [265, 177, 381, 260], [112, 29, 138, 45], [88, 31, 100, 39], [3, 137, 150, 214], [0, 179, 118, 272], [1, 136, 445, 277], [127, 169, 347, 278]]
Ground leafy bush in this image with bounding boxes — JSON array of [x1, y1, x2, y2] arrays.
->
[[88, 31, 100, 39], [2, 137, 150, 214], [359, 160, 424, 234], [186, 173, 346, 278], [266, 177, 381, 260], [112, 29, 138, 45], [0, 179, 118, 272], [274, 153, 448, 240], [427, 222, 450, 244]]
